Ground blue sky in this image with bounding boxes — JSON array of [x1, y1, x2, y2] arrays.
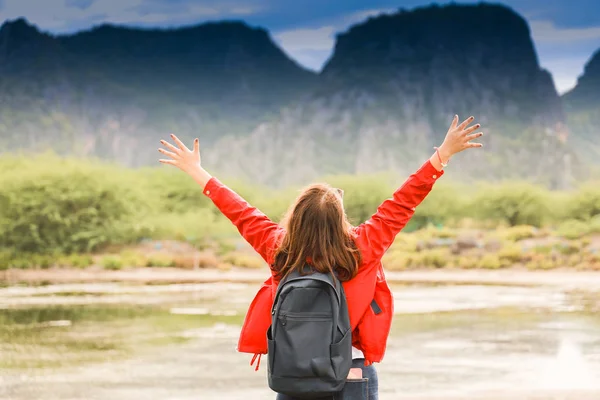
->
[[0, 0, 599, 93]]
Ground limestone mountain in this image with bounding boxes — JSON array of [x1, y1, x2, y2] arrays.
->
[[563, 49, 600, 167], [0, 5, 587, 188], [0, 18, 316, 166], [207, 3, 575, 188]]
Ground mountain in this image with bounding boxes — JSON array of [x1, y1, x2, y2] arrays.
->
[[563, 49, 600, 167], [0, 5, 586, 188], [0, 18, 316, 166], [207, 3, 576, 188]]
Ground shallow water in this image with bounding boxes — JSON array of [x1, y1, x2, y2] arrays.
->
[[1, 282, 600, 399]]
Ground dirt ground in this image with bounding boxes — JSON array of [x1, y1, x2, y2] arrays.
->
[[3, 267, 600, 290]]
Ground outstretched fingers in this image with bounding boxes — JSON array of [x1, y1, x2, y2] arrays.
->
[[170, 134, 188, 151], [462, 123, 481, 136], [159, 159, 177, 165], [160, 139, 180, 154], [193, 138, 199, 154], [457, 116, 475, 131], [466, 142, 483, 148], [466, 132, 484, 141], [158, 148, 177, 159], [450, 115, 459, 130]]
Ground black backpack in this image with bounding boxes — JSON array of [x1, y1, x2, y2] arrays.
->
[[267, 268, 352, 399]]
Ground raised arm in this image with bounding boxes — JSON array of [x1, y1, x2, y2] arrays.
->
[[159, 134, 283, 264], [355, 115, 483, 261]]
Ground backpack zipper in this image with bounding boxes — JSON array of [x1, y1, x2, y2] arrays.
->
[[278, 312, 332, 325]]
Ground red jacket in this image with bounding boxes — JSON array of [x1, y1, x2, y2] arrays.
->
[[203, 160, 443, 368]]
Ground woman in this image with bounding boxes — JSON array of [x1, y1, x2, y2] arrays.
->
[[158, 115, 483, 399]]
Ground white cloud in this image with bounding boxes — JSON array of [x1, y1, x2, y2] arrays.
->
[[274, 8, 395, 71], [230, 6, 258, 16], [529, 19, 600, 94], [530, 20, 600, 44], [276, 26, 335, 52], [539, 55, 592, 94], [0, 0, 260, 32]]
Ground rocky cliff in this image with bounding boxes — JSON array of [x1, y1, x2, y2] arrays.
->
[[563, 49, 600, 168], [207, 3, 576, 188], [0, 5, 586, 188], [0, 18, 316, 166]]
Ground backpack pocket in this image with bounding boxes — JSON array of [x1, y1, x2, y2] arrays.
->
[[330, 328, 352, 380], [271, 311, 334, 379]]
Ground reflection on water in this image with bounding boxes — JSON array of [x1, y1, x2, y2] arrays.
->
[[538, 336, 596, 390], [1, 282, 600, 400]]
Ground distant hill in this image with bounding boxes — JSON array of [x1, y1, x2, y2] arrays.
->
[[563, 48, 600, 168], [208, 3, 576, 188], [0, 18, 316, 166], [0, 4, 592, 188]]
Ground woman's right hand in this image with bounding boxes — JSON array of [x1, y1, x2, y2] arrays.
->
[[436, 115, 483, 162], [159, 134, 212, 188]]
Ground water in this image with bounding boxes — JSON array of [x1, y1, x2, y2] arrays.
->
[[1, 282, 600, 399]]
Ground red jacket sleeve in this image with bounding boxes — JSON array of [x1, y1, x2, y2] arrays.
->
[[203, 177, 284, 265], [354, 160, 443, 261]]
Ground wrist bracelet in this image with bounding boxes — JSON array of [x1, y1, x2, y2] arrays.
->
[[434, 147, 449, 168]]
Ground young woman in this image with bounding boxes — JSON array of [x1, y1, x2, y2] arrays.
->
[[158, 115, 483, 399]]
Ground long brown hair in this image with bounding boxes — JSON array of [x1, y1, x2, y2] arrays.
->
[[273, 183, 361, 282]]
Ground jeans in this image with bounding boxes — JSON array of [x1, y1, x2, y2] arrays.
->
[[275, 359, 378, 400]]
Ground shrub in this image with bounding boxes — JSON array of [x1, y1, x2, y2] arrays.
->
[[119, 251, 147, 268], [0, 154, 144, 254], [420, 249, 449, 268], [471, 182, 550, 227], [498, 225, 539, 242], [67, 254, 94, 269], [135, 210, 236, 247], [145, 254, 176, 268], [101, 256, 123, 270], [221, 252, 265, 269], [457, 255, 478, 269], [567, 183, 600, 221], [193, 251, 219, 268], [557, 220, 590, 240], [137, 167, 214, 214], [382, 251, 410, 270], [497, 243, 523, 264], [322, 174, 392, 225], [413, 183, 471, 227], [480, 254, 505, 269]]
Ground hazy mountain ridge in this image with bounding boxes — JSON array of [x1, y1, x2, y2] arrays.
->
[[0, 4, 595, 187], [208, 3, 577, 188], [563, 49, 600, 166], [0, 18, 316, 166]]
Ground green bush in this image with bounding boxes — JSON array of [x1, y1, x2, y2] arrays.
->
[[498, 225, 539, 241], [471, 182, 550, 227], [145, 254, 176, 268], [4, 153, 600, 271], [480, 254, 505, 269], [322, 174, 392, 225], [134, 209, 236, 247], [557, 219, 590, 239], [0, 154, 145, 254], [413, 183, 471, 227], [101, 256, 123, 270], [137, 167, 213, 214], [567, 183, 600, 221], [497, 243, 523, 263]]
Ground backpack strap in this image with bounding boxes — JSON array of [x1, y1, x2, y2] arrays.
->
[[327, 284, 341, 343]]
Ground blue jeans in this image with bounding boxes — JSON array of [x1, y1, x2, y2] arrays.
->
[[275, 359, 378, 400]]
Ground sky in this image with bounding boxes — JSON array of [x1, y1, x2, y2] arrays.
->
[[0, 0, 599, 94]]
